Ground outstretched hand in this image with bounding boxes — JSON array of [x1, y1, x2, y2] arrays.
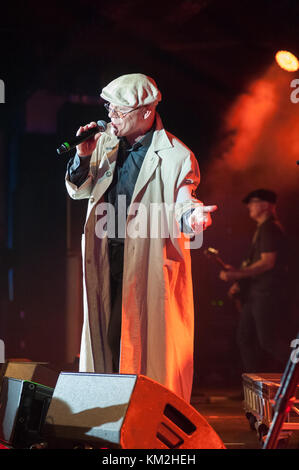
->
[[189, 204, 218, 233]]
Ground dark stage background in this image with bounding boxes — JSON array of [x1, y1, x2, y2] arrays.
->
[[0, 0, 299, 386]]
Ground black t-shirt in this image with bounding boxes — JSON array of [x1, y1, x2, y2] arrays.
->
[[247, 216, 288, 294]]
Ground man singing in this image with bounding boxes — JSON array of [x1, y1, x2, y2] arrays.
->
[[66, 73, 217, 402]]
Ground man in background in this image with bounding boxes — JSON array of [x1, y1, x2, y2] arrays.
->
[[220, 189, 291, 373]]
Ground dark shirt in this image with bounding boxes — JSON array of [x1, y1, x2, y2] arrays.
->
[[247, 215, 288, 294]]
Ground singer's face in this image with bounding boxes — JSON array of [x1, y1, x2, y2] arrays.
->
[[108, 104, 153, 141]]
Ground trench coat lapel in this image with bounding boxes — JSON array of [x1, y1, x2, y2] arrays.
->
[[130, 147, 159, 206], [130, 123, 172, 206]]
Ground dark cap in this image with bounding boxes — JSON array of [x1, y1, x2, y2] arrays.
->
[[242, 188, 277, 204]]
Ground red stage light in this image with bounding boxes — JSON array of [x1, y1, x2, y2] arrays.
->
[[275, 50, 299, 72]]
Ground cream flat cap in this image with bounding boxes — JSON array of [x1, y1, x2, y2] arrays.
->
[[100, 73, 162, 108]]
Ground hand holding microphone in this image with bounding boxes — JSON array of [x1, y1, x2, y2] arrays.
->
[[56, 120, 107, 156], [76, 121, 105, 157]]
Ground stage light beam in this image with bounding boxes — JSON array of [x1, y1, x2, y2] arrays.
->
[[275, 50, 299, 72]]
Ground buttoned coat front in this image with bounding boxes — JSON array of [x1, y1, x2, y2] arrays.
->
[[65, 114, 201, 402]]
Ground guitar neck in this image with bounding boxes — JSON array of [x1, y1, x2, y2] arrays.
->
[[213, 256, 227, 270], [204, 248, 227, 270]]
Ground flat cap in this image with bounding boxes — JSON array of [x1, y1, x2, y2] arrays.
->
[[242, 188, 277, 204], [100, 73, 162, 108]]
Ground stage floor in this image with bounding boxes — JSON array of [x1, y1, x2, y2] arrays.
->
[[191, 385, 299, 450]]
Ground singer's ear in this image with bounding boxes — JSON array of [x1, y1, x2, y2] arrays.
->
[[143, 105, 156, 121], [143, 109, 152, 120]]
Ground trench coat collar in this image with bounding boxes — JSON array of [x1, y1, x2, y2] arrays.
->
[[103, 112, 172, 165], [151, 113, 173, 154], [100, 113, 173, 209]]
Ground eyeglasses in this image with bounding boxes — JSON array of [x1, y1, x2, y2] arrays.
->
[[103, 103, 138, 119]]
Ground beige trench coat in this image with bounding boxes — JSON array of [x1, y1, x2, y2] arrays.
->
[[65, 114, 201, 402]]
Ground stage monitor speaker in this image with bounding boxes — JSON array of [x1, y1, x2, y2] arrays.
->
[[0, 377, 54, 448], [42, 372, 226, 449], [0, 361, 59, 390]]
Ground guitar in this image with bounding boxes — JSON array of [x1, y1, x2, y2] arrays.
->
[[204, 247, 251, 310]]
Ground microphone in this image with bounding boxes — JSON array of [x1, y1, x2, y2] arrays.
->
[[56, 120, 107, 155]]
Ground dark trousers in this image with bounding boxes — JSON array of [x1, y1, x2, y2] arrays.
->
[[237, 290, 291, 373], [107, 242, 124, 373]]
